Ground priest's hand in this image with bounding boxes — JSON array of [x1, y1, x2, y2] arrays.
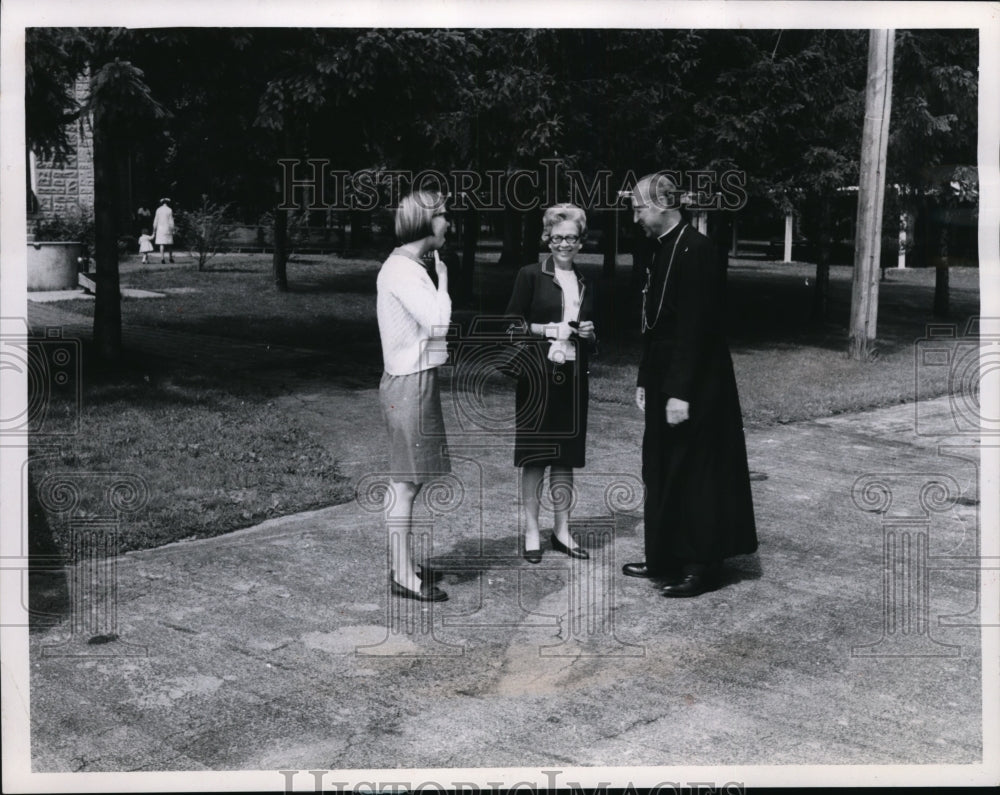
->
[[666, 397, 689, 426], [635, 387, 645, 411]]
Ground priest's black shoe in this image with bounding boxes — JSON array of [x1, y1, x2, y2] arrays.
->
[[622, 562, 656, 578], [551, 533, 589, 560], [660, 565, 719, 598]]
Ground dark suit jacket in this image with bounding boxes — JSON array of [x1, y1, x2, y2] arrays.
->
[[506, 256, 595, 327], [505, 256, 597, 363]]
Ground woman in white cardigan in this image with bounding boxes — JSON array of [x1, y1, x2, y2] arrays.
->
[[376, 189, 452, 602]]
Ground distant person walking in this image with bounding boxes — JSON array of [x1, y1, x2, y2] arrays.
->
[[376, 189, 453, 603], [623, 171, 757, 597], [138, 229, 154, 264], [152, 198, 175, 263]]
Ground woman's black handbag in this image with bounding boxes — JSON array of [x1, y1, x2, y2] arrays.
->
[[494, 323, 541, 379]]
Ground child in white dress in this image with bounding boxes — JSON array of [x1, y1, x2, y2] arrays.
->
[[138, 229, 154, 264]]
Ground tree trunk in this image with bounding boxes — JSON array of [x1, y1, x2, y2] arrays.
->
[[597, 210, 619, 340], [348, 208, 371, 250], [91, 105, 122, 362], [810, 197, 832, 323], [272, 128, 294, 292], [522, 208, 543, 265], [272, 202, 288, 292], [934, 218, 950, 317], [499, 205, 523, 268], [848, 29, 895, 361], [459, 206, 479, 306]]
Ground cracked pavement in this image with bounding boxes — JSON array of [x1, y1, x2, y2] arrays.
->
[[24, 391, 987, 774]]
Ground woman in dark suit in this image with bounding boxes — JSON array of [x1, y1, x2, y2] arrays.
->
[[505, 204, 596, 562]]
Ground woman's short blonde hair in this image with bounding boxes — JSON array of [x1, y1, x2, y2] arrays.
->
[[541, 203, 587, 243], [395, 190, 445, 244]]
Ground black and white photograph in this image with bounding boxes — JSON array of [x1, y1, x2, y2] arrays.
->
[[1, 1, 998, 792]]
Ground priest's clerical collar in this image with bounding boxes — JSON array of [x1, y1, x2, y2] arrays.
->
[[656, 219, 683, 242]]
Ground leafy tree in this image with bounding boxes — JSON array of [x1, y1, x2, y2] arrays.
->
[[252, 29, 478, 288], [889, 29, 978, 314], [26, 28, 171, 361]]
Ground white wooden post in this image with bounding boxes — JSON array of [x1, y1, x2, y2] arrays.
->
[[897, 211, 907, 269], [783, 211, 793, 262], [730, 218, 738, 256]]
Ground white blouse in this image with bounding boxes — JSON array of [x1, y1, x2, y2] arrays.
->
[[551, 266, 581, 362]]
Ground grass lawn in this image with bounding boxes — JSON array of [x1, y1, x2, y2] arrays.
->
[[32, 363, 350, 558], [32, 248, 980, 559]]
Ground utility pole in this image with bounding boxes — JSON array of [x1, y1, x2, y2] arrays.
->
[[848, 29, 894, 361]]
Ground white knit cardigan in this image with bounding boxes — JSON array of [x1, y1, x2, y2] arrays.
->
[[376, 253, 451, 375]]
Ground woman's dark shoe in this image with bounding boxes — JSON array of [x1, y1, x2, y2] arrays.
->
[[550, 533, 589, 560], [416, 564, 443, 583], [522, 544, 542, 564], [390, 574, 448, 602]]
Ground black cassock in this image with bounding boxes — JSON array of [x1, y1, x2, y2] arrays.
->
[[637, 222, 757, 568]]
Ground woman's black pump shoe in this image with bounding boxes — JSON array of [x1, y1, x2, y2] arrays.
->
[[551, 533, 589, 560], [416, 564, 443, 583], [390, 572, 448, 602]]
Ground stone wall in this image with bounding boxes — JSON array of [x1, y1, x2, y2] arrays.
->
[[30, 74, 94, 225]]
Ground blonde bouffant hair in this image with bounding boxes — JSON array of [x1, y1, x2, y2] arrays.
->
[[541, 203, 587, 243]]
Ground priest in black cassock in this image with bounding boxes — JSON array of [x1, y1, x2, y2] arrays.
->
[[622, 171, 758, 597]]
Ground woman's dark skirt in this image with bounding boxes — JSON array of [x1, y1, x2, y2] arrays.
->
[[513, 359, 589, 468]]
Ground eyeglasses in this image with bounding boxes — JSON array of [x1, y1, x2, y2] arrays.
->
[[549, 235, 580, 245]]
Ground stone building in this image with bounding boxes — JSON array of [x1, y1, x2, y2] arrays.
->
[[28, 74, 94, 230]]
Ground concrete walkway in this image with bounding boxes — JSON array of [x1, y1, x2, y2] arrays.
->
[[20, 302, 989, 780]]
